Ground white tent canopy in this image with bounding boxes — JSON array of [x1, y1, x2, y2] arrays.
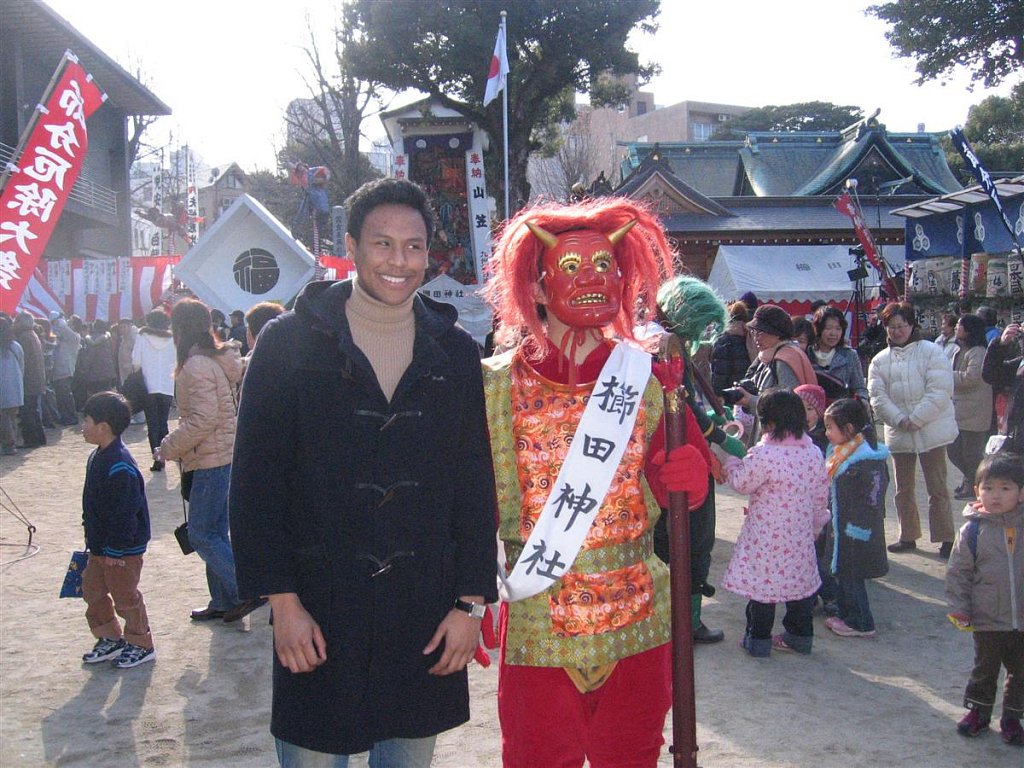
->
[[706, 245, 903, 303]]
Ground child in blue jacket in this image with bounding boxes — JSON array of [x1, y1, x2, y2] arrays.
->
[[79, 391, 155, 669], [822, 398, 890, 639]]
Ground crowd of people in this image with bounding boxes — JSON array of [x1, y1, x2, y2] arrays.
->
[[1, 300, 284, 668], [0, 301, 280, 456], [2, 179, 1022, 765]]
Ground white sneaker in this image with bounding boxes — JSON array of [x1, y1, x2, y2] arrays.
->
[[82, 637, 126, 663], [113, 643, 155, 668]]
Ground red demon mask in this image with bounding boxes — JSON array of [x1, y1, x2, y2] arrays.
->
[[528, 220, 636, 330]]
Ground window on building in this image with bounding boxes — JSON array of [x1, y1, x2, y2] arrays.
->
[[692, 122, 714, 141], [636, 101, 647, 116]]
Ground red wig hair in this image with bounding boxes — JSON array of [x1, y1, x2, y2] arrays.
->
[[484, 197, 675, 354]]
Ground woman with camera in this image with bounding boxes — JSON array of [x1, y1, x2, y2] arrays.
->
[[729, 306, 816, 443]]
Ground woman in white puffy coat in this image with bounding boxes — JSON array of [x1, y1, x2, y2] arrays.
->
[[868, 302, 958, 558]]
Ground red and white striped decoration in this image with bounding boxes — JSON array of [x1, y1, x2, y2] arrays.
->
[[33, 256, 180, 321]]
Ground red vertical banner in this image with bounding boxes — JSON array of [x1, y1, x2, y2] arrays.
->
[[834, 192, 899, 299], [0, 51, 107, 313]]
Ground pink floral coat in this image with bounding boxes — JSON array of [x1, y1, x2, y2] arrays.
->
[[722, 434, 830, 603]]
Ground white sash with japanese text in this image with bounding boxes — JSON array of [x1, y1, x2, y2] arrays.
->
[[500, 341, 651, 602]]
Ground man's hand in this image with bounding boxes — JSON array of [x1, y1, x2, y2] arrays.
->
[[269, 592, 326, 674], [423, 598, 485, 676]]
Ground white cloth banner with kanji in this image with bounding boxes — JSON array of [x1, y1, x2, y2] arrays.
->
[[499, 341, 651, 602]]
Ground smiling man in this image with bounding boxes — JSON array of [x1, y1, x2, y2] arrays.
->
[[229, 178, 498, 767]]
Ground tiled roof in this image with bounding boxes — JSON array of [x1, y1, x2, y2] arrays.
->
[[660, 197, 913, 239], [621, 118, 962, 199], [621, 142, 745, 196], [616, 148, 733, 215]]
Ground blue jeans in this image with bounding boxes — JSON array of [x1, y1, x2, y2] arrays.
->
[[836, 575, 874, 632], [187, 464, 239, 610], [275, 736, 437, 768]]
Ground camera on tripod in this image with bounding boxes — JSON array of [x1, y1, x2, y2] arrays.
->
[[847, 247, 869, 281]]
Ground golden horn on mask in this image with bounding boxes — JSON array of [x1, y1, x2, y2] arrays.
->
[[525, 220, 558, 249], [607, 219, 637, 245]]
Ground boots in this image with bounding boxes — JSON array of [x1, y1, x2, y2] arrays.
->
[[740, 633, 771, 658], [692, 594, 724, 644]]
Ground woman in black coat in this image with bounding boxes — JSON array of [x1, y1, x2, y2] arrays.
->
[[710, 301, 752, 394]]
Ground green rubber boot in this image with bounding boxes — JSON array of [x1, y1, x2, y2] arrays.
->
[[692, 593, 724, 644]]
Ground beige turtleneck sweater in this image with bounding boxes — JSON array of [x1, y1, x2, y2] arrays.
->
[[345, 278, 416, 402]]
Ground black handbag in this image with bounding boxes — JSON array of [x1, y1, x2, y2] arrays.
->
[[175, 464, 195, 555], [174, 521, 194, 555], [122, 369, 148, 415]]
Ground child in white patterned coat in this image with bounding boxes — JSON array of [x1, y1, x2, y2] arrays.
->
[[715, 389, 830, 657]]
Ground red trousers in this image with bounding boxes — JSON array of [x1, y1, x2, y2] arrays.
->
[[498, 630, 671, 768]]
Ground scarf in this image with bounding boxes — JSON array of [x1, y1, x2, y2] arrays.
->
[[826, 433, 864, 479], [813, 346, 836, 368], [758, 341, 817, 387]]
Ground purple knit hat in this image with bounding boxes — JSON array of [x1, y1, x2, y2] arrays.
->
[[794, 384, 827, 418]]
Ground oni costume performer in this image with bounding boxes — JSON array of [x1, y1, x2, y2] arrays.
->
[[482, 199, 711, 767], [653, 276, 748, 645]]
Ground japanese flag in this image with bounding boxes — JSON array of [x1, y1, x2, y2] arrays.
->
[[483, 23, 509, 106]]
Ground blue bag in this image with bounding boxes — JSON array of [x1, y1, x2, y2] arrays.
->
[[59, 550, 89, 598]]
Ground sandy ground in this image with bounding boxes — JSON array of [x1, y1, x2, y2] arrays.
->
[[0, 420, 1020, 767]]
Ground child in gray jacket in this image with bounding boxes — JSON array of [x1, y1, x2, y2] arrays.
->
[[945, 453, 1024, 746]]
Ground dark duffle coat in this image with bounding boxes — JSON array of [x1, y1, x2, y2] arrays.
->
[[230, 280, 498, 755], [829, 440, 890, 581]]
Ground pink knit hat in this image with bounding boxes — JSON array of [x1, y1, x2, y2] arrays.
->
[[794, 384, 827, 418]]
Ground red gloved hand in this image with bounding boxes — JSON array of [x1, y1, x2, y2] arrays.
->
[[651, 444, 709, 507], [472, 604, 498, 668]]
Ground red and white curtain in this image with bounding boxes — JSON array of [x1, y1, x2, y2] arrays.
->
[[27, 256, 180, 321]]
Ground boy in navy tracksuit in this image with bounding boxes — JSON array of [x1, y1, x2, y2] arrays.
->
[[79, 391, 155, 668]]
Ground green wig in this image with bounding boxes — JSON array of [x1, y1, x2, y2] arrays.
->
[[656, 275, 729, 354]]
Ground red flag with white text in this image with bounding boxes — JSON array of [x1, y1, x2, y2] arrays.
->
[[0, 51, 106, 313]]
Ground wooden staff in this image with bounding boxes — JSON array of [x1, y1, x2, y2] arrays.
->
[[658, 333, 699, 768], [688, 350, 725, 419]]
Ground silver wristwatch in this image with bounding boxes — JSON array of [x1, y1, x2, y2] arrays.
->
[[454, 599, 486, 619]]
